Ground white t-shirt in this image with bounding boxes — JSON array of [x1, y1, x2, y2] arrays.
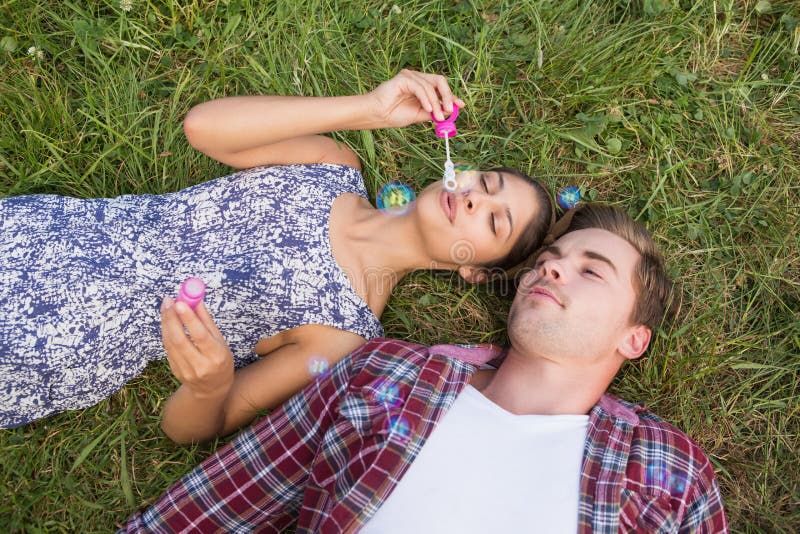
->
[[362, 385, 589, 533]]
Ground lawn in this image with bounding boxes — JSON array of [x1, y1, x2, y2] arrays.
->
[[1, 0, 798, 531]]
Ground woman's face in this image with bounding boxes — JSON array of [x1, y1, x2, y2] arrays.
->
[[413, 169, 542, 268]]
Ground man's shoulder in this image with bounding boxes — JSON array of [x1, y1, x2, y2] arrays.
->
[[352, 338, 501, 366], [600, 394, 710, 455], [353, 338, 430, 361], [596, 394, 727, 529], [598, 394, 719, 491], [343, 338, 431, 375]]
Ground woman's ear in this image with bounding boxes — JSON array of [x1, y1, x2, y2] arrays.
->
[[618, 324, 651, 360], [458, 265, 487, 284]]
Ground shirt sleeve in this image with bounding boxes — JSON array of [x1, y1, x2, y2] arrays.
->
[[120, 352, 357, 533], [679, 468, 728, 534]]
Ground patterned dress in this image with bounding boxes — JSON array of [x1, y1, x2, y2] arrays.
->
[[0, 164, 384, 428]]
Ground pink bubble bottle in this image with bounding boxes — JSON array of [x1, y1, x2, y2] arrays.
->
[[176, 277, 206, 309]]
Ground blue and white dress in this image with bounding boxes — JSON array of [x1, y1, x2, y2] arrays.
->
[[0, 164, 384, 428]]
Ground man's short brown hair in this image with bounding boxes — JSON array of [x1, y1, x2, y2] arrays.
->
[[562, 203, 675, 330]]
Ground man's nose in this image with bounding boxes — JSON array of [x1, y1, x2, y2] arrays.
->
[[538, 258, 563, 281]]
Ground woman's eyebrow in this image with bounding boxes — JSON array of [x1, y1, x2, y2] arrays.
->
[[505, 207, 513, 241], [495, 172, 513, 240]]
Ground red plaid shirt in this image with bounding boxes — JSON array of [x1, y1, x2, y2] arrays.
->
[[123, 338, 727, 533]]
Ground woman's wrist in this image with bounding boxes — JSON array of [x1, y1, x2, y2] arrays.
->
[[333, 93, 388, 131]]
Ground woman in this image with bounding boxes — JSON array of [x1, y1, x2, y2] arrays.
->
[[0, 70, 553, 442]]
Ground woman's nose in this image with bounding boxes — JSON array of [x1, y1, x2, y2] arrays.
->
[[463, 191, 490, 214]]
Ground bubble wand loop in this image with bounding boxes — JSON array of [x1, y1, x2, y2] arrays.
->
[[431, 104, 459, 192]]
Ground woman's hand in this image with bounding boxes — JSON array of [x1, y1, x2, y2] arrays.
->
[[369, 69, 466, 128], [160, 296, 234, 400]]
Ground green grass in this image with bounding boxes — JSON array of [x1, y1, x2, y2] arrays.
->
[[1, 0, 798, 531]]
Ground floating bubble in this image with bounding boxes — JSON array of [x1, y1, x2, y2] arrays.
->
[[453, 162, 475, 174], [646, 463, 667, 486], [646, 463, 687, 495], [308, 355, 330, 378], [374, 379, 402, 409], [385, 414, 411, 442], [669, 474, 686, 495], [376, 181, 416, 214], [557, 186, 581, 210], [451, 163, 477, 192]]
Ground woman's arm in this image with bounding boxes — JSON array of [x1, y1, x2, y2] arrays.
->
[[182, 69, 465, 169], [159, 297, 364, 444]]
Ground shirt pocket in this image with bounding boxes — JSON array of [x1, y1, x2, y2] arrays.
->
[[310, 391, 393, 488], [618, 488, 677, 533]]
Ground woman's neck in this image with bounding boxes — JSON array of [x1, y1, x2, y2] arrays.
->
[[344, 203, 436, 274], [330, 198, 450, 315]]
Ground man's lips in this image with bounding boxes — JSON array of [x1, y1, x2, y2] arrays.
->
[[528, 285, 563, 307], [440, 191, 456, 223]]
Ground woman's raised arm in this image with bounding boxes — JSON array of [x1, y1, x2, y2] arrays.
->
[[182, 69, 465, 169]]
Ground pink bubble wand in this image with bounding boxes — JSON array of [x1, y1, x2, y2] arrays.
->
[[431, 104, 459, 192]]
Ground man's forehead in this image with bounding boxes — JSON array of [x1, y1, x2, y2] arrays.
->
[[543, 228, 640, 269]]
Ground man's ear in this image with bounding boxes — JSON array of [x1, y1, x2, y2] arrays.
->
[[619, 324, 651, 360], [458, 265, 487, 284]]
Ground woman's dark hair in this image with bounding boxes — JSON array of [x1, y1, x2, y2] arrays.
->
[[480, 167, 553, 272]]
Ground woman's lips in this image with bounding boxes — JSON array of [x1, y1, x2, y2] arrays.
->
[[440, 191, 456, 223]]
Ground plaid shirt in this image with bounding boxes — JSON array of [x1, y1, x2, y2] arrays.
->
[[123, 338, 727, 533]]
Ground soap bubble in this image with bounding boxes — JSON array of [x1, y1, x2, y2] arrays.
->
[[308, 355, 330, 378], [451, 162, 477, 192], [386, 414, 411, 442], [374, 379, 402, 409], [557, 186, 581, 210], [646, 463, 687, 495], [377, 181, 416, 215]]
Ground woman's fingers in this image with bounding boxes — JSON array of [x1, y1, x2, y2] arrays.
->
[[159, 298, 222, 364], [170, 300, 220, 356], [160, 296, 234, 394], [404, 70, 445, 120], [373, 69, 465, 127], [424, 72, 466, 113], [418, 72, 454, 117], [194, 301, 225, 343], [401, 69, 464, 120], [396, 70, 434, 114], [161, 297, 201, 373]]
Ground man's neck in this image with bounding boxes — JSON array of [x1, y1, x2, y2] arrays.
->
[[476, 348, 618, 416]]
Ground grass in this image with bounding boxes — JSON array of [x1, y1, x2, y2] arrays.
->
[[1, 0, 798, 531]]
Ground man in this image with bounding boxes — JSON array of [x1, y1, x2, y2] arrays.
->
[[122, 204, 727, 533]]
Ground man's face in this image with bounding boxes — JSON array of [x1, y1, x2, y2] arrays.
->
[[507, 227, 647, 367]]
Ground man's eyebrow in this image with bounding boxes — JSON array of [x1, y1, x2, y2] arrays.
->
[[538, 245, 561, 259], [584, 250, 618, 275]]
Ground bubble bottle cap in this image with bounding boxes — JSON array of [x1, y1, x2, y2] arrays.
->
[[176, 277, 206, 309], [431, 103, 459, 139]]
